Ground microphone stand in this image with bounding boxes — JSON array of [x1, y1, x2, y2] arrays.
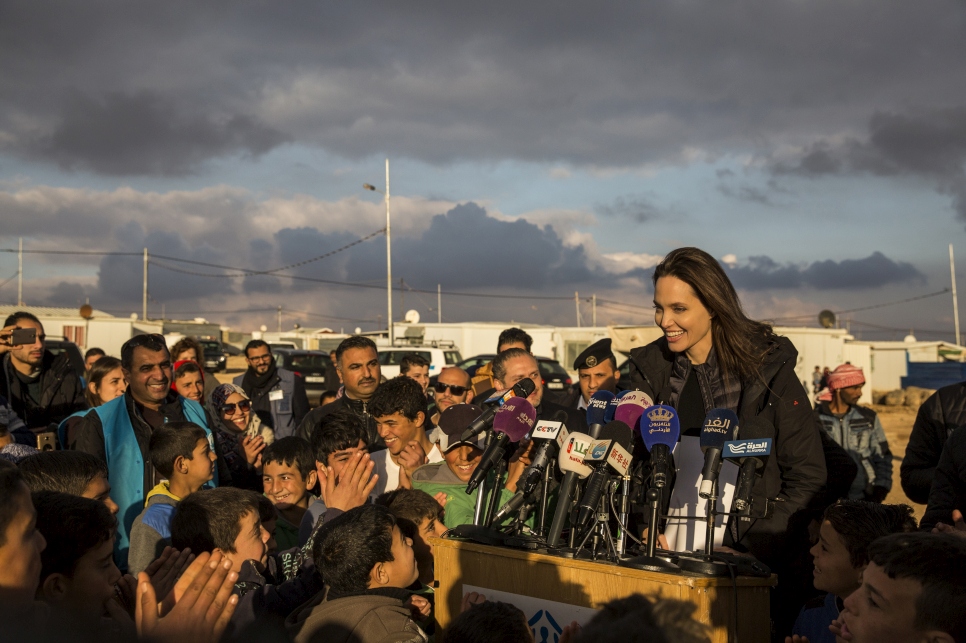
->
[[574, 487, 619, 562], [676, 478, 731, 577], [471, 430, 493, 526], [537, 458, 554, 536], [615, 473, 631, 556], [482, 458, 507, 527], [620, 476, 681, 573]]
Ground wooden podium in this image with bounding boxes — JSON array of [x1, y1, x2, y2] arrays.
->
[[432, 538, 776, 643]]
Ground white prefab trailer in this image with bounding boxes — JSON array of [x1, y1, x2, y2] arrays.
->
[[847, 340, 966, 392]]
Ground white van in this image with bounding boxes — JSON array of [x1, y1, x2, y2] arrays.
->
[[377, 346, 463, 379]]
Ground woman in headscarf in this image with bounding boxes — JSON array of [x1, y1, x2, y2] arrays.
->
[[209, 383, 274, 490]]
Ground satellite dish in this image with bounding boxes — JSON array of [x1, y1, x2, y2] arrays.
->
[[818, 310, 836, 329], [130, 313, 138, 321], [354, 327, 362, 335], [79, 304, 93, 319], [404, 309, 420, 324], [904, 333, 918, 343], [260, 325, 268, 332]]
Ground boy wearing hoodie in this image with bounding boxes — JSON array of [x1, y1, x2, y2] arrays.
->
[[127, 421, 216, 574], [288, 504, 429, 643]]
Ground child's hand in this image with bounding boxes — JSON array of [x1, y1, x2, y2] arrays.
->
[[830, 616, 853, 641], [784, 636, 810, 643], [406, 594, 431, 620], [397, 440, 428, 475], [933, 509, 966, 538], [433, 492, 448, 508], [145, 547, 195, 608], [461, 591, 485, 613], [559, 622, 582, 643], [319, 451, 377, 511]]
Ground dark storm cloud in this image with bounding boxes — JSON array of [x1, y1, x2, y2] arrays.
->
[[716, 184, 774, 206], [24, 90, 287, 176], [3, 2, 966, 173], [773, 106, 966, 219], [727, 252, 925, 291]]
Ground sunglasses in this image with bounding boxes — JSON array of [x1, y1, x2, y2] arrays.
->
[[220, 400, 252, 415], [433, 382, 468, 396]]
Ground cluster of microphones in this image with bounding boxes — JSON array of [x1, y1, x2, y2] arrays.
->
[[446, 382, 774, 575]]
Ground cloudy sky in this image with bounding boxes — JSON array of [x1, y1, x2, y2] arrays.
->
[[2, 1, 965, 340]]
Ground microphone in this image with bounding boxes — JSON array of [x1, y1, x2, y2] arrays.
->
[[574, 421, 634, 532], [585, 391, 615, 439], [698, 409, 739, 499], [465, 397, 536, 494], [545, 431, 595, 545], [613, 390, 653, 434], [724, 430, 773, 515], [460, 379, 536, 442], [640, 405, 680, 489], [491, 417, 570, 524]]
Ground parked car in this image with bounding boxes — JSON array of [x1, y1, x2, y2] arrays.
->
[[269, 342, 299, 350], [199, 340, 227, 373], [45, 339, 86, 379], [378, 346, 463, 379], [454, 354, 573, 392], [273, 349, 334, 403]]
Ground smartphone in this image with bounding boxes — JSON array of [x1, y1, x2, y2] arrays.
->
[[11, 327, 37, 345], [36, 432, 56, 452]]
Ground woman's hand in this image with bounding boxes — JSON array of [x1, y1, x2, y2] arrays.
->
[[241, 435, 265, 466]]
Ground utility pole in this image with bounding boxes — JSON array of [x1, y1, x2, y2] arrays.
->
[[385, 159, 393, 345], [437, 284, 442, 323], [575, 291, 581, 327], [277, 306, 282, 333], [142, 248, 148, 321], [592, 293, 597, 327], [17, 237, 23, 306], [951, 244, 961, 345]]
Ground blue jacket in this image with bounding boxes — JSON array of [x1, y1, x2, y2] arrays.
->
[[815, 402, 892, 499], [96, 394, 214, 566], [792, 592, 840, 643]]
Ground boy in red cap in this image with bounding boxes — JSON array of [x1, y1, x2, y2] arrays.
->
[[814, 364, 893, 502]]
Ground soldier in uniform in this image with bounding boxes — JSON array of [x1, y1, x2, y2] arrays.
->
[[559, 338, 622, 410]]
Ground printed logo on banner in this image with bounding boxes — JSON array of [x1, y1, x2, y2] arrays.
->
[[528, 609, 564, 643], [463, 585, 598, 642], [723, 438, 773, 458]]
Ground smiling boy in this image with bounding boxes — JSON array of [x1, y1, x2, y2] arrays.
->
[[368, 377, 443, 497], [262, 436, 319, 551]]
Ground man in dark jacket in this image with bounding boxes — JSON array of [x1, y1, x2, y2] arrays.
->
[[901, 381, 966, 504], [558, 338, 622, 411], [920, 426, 966, 532], [0, 311, 86, 441], [297, 336, 384, 450], [626, 335, 826, 561], [234, 340, 309, 439]]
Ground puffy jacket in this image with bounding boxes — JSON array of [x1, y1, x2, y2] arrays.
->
[[287, 586, 427, 643], [1, 351, 86, 437], [901, 382, 966, 504], [627, 335, 826, 561], [814, 402, 892, 500], [920, 426, 966, 531], [296, 394, 384, 451]]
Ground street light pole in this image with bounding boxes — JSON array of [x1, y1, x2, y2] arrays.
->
[[364, 158, 393, 345]]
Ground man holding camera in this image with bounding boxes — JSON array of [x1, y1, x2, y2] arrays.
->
[[0, 311, 87, 445]]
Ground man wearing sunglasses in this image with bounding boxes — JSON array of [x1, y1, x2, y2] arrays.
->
[[72, 333, 220, 568], [428, 367, 474, 428]]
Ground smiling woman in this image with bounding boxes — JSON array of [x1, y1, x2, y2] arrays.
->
[[626, 246, 827, 631]]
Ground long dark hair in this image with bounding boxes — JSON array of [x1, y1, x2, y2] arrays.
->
[[653, 247, 774, 382]]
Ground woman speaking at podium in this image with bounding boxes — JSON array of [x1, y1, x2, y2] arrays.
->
[[626, 247, 825, 565]]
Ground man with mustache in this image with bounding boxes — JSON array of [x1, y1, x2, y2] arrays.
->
[[296, 336, 385, 451], [72, 333, 215, 567], [0, 311, 86, 443]]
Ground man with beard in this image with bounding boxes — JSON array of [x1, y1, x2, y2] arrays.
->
[[73, 333, 215, 566], [296, 336, 384, 451], [0, 311, 87, 441], [234, 340, 309, 440], [492, 348, 588, 432], [558, 338, 622, 411]]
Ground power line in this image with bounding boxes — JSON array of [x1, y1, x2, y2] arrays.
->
[[767, 288, 952, 323]]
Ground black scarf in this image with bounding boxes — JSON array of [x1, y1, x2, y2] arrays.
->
[[667, 347, 741, 414], [242, 360, 278, 392]]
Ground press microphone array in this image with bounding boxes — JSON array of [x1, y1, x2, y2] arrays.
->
[[460, 378, 536, 443], [546, 390, 615, 546], [465, 397, 536, 494], [725, 425, 773, 519]]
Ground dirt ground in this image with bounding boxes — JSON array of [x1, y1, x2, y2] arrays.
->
[[215, 355, 928, 520], [872, 404, 926, 521]]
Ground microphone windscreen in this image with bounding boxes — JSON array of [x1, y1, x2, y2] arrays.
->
[[699, 408, 739, 449], [641, 404, 681, 452], [598, 420, 634, 451], [493, 397, 537, 441], [604, 395, 620, 423], [586, 390, 615, 426], [614, 390, 653, 429], [512, 377, 536, 399], [558, 432, 594, 477]]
